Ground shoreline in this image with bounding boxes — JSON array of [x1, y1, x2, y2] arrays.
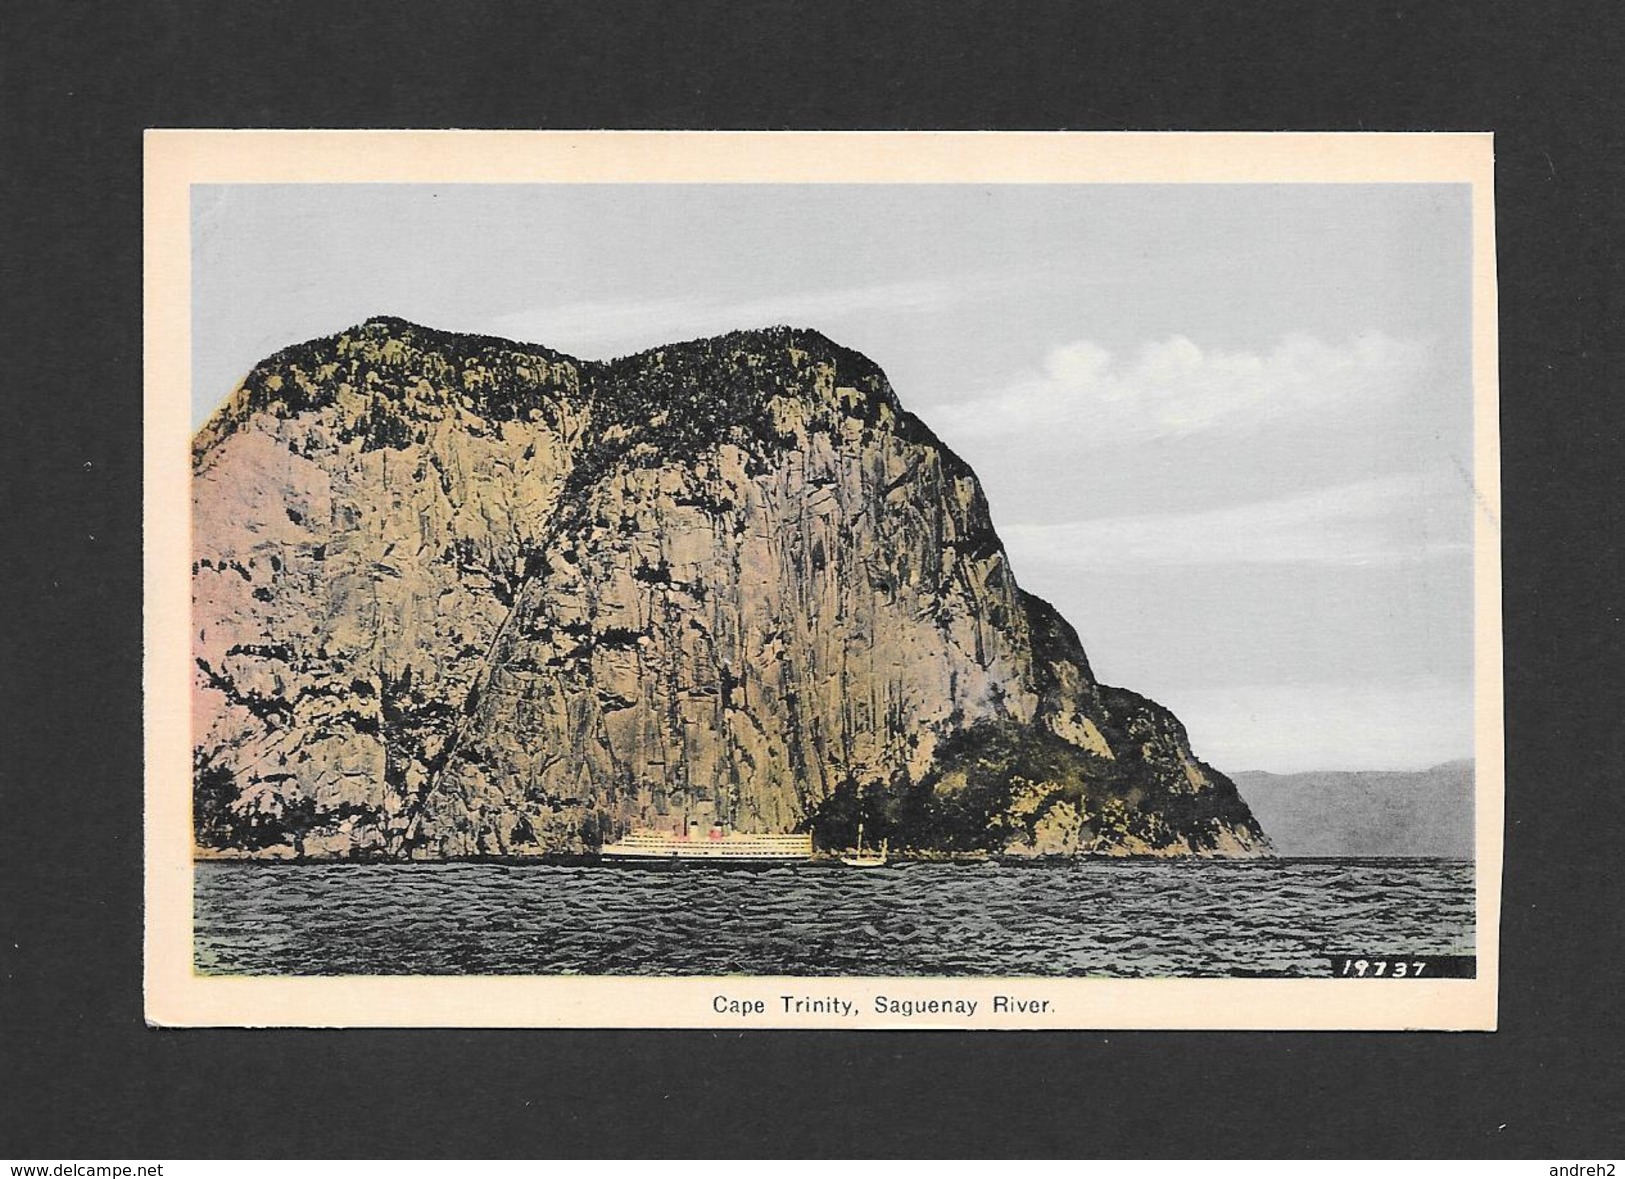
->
[[191, 851, 1466, 868]]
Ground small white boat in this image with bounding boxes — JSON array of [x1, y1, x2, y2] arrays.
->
[[840, 822, 888, 868]]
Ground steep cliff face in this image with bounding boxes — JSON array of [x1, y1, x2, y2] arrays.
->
[[192, 317, 1269, 859]]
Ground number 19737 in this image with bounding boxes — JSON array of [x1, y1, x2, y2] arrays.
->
[[1337, 958, 1426, 977]]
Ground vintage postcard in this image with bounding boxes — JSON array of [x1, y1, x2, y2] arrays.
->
[[144, 131, 1501, 1028]]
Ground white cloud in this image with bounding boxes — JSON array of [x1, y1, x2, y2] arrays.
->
[[1002, 470, 1471, 570], [926, 331, 1433, 445], [476, 276, 992, 359]]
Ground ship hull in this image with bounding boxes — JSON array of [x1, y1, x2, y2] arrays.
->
[[600, 831, 814, 862]]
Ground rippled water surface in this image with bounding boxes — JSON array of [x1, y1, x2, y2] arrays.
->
[[194, 858, 1474, 978]]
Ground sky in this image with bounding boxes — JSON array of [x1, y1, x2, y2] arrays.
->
[[193, 183, 1477, 773]]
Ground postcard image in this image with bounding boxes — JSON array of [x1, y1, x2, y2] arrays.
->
[[144, 131, 1501, 1028]]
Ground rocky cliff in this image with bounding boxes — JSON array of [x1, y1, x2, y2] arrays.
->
[[192, 317, 1269, 859]]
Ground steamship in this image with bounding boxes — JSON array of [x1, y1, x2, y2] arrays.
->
[[599, 819, 814, 862]]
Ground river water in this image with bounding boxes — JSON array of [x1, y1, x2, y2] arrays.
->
[[193, 857, 1473, 978]]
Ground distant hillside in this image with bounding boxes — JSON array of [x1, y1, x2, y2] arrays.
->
[[1232, 761, 1474, 857]]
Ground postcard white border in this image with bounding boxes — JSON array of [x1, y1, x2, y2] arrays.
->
[[145, 130, 1502, 1029]]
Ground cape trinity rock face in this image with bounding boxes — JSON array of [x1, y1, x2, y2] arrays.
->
[[192, 318, 1269, 859]]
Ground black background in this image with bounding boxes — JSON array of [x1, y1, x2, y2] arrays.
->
[[3, 0, 1622, 1159]]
